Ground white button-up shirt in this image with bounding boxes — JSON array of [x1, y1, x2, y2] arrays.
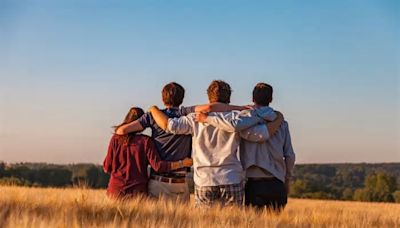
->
[[166, 108, 276, 187]]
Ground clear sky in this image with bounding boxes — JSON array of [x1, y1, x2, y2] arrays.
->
[[0, 0, 399, 164]]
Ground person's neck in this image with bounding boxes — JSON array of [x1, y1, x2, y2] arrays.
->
[[165, 105, 178, 109], [254, 103, 269, 108]]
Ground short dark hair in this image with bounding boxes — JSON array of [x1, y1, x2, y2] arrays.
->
[[162, 82, 185, 107], [253, 83, 273, 106], [207, 80, 232, 104]]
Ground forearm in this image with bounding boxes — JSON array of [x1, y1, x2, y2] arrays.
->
[[115, 121, 144, 135], [149, 107, 168, 130], [170, 161, 185, 171]]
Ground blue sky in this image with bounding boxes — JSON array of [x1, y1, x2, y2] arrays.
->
[[0, 0, 399, 164]]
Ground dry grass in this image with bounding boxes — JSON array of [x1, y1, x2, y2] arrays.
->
[[0, 186, 399, 228]]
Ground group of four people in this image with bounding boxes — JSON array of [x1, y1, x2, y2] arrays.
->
[[103, 80, 295, 211]]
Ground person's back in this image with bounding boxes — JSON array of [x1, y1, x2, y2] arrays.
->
[[104, 134, 162, 197], [139, 107, 193, 164], [241, 120, 293, 182], [179, 112, 243, 188], [241, 83, 296, 212]]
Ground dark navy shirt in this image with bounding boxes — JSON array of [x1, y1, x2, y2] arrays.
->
[[138, 106, 195, 163]]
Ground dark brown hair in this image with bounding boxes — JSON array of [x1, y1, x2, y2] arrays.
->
[[252, 82, 273, 106], [207, 80, 232, 104], [114, 107, 145, 143], [162, 82, 185, 107]]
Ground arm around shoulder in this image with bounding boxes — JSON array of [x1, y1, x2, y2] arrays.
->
[[115, 120, 144, 135]]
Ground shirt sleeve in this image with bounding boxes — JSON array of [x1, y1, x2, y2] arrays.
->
[[144, 137, 171, 173], [137, 112, 152, 128], [103, 136, 116, 174], [205, 112, 263, 133], [179, 106, 196, 116], [166, 115, 194, 135], [240, 123, 270, 143], [283, 122, 296, 180]]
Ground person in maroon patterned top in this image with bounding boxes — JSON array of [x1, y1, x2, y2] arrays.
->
[[103, 107, 193, 200]]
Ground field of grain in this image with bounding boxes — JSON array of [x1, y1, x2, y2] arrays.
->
[[0, 186, 399, 228]]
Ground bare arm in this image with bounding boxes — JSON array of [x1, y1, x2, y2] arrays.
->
[[115, 120, 144, 135], [149, 106, 169, 130], [194, 102, 248, 113], [170, 158, 193, 171]]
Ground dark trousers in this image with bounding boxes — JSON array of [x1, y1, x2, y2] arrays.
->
[[245, 178, 287, 212]]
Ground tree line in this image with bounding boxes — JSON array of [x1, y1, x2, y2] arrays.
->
[[290, 163, 400, 203], [0, 162, 109, 188], [0, 162, 399, 203]]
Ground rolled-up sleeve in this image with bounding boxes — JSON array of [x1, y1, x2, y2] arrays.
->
[[283, 123, 296, 179], [179, 106, 196, 116], [240, 123, 270, 143], [166, 115, 194, 135]]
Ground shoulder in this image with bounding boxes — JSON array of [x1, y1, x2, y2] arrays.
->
[[138, 112, 153, 124], [111, 134, 121, 141], [109, 134, 123, 145], [238, 109, 253, 117], [139, 112, 151, 119]]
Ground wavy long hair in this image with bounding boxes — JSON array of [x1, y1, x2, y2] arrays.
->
[[113, 107, 145, 144]]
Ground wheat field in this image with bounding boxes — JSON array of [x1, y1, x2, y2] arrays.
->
[[0, 186, 399, 228]]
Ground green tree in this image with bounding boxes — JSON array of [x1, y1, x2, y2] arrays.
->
[[0, 162, 5, 178], [341, 188, 354, 200], [353, 172, 397, 202], [392, 190, 400, 203]]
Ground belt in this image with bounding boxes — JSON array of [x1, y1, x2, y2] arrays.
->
[[150, 175, 186, 184]]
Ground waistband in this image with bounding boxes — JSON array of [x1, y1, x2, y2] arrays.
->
[[150, 169, 187, 178], [150, 175, 186, 184]]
